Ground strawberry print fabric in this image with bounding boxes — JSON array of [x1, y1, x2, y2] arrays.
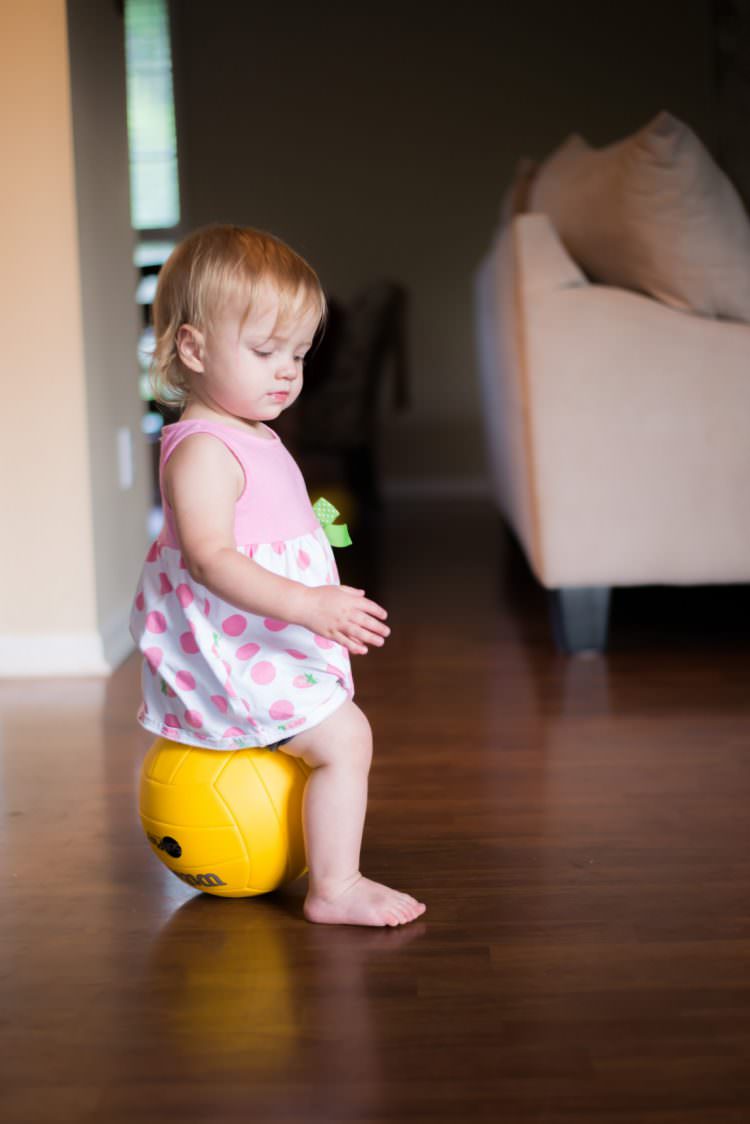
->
[[129, 420, 353, 749]]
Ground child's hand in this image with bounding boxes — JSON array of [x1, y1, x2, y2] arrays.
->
[[300, 585, 390, 655]]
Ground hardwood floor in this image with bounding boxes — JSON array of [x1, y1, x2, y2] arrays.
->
[[1, 498, 749, 1123]]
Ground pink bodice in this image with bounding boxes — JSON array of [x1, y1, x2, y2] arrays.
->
[[158, 419, 320, 548]]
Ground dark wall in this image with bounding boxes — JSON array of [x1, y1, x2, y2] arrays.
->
[[171, 0, 717, 486]]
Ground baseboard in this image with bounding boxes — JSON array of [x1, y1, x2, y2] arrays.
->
[[0, 605, 135, 678], [382, 476, 490, 500], [0, 632, 111, 678]]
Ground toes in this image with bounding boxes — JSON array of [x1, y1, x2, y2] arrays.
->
[[385, 904, 406, 926], [395, 891, 423, 910], [395, 893, 421, 911], [383, 890, 425, 926]]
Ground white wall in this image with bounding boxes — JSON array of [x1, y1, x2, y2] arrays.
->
[[171, 0, 718, 490], [0, 1, 150, 677]]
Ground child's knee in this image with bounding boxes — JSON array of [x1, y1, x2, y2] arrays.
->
[[294, 701, 372, 771], [350, 712, 373, 772], [326, 705, 372, 772], [344, 702, 372, 761]]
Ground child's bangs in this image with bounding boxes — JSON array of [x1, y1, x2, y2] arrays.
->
[[233, 267, 326, 339], [270, 277, 326, 336], [198, 257, 262, 332]]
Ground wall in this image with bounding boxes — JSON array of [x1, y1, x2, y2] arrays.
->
[[0, 1, 150, 676], [714, 0, 750, 210], [66, 0, 152, 668], [172, 0, 718, 491], [0, 1, 97, 674]]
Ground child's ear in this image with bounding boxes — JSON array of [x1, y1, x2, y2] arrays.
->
[[176, 324, 205, 372]]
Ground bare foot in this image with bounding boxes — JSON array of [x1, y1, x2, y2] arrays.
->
[[304, 874, 426, 927]]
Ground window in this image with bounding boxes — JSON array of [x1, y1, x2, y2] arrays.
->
[[124, 0, 180, 230]]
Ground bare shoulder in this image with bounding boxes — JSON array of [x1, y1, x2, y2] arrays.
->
[[163, 432, 244, 507]]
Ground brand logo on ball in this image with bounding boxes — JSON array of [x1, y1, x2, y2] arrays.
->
[[175, 871, 228, 888], [146, 832, 227, 887], [147, 832, 183, 858]]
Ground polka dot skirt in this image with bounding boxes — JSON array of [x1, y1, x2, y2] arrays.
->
[[129, 526, 353, 749]]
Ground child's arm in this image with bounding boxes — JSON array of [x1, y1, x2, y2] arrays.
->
[[164, 434, 389, 656]]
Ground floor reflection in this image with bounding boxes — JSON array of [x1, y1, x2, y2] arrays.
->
[[143, 892, 425, 1114]]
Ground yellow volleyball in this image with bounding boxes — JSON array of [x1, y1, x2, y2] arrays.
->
[[139, 738, 309, 897]]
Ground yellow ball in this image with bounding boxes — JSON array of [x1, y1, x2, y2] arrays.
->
[[139, 738, 309, 897]]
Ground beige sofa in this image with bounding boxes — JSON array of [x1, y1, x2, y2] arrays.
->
[[474, 112, 750, 652]]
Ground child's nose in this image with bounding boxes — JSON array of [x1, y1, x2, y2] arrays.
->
[[276, 358, 297, 379]]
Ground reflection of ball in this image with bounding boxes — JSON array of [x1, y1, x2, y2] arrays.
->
[[147, 897, 297, 1074], [139, 738, 309, 897]]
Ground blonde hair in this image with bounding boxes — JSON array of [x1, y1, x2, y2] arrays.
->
[[150, 224, 327, 408]]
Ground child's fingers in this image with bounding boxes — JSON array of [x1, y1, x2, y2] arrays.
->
[[336, 632, 368, 655], [356, 614, 390, 639], [358, 598, 388, 620], [333, 621, 379, 654], [343, 619, 389, 649], [339, 588, 388, 620], [359, 628, 387, 647]]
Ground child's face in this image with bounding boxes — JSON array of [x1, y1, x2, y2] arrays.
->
[[187, 288, 319, 424]]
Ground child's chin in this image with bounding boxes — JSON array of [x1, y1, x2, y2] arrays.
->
[[270, 399, 295, 415], [250, 402, 282, 417]]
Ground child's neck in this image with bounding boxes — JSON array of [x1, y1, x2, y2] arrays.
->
[[180, 401, 269, 437]]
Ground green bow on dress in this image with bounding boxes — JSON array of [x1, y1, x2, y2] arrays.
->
[[312, 496, 352, 547]]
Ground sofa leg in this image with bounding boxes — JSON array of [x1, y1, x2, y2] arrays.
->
[[548, 586, 611, 653]]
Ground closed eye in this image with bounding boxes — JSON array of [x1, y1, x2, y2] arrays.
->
[[253, 349, 272, 358]]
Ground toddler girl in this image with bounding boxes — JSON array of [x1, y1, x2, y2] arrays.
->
[[130, 225, 426, 927]]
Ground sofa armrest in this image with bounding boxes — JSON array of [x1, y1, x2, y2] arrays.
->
[[513, 212, 589, 298], [475, 216, 590, 570]]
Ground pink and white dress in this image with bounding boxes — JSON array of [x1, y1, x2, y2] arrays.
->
[[129, 418, 353, 749]]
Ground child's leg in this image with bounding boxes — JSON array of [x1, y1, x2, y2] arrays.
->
[[279, 699, 426, 927]]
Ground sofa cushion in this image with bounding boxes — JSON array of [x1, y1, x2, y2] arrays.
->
[[527, 110, 750, 322]]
